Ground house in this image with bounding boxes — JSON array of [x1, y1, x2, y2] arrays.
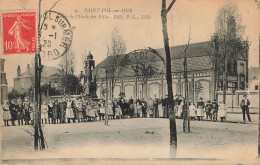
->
[[14, 64, 63, 93], [0, 58, 8, 104]]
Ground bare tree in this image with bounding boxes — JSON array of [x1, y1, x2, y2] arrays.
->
[[132, 63, 158, 99], [106, 28, 127, 99], [32, 0, 61, 151], [182, 24, 191, 133], [161, 0, 177, 156], [213, 2, 248, 103], [128, 49, 161, 99], [58, 50, 76, 95]]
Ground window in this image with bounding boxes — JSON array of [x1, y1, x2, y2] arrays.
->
[[54, 81, 58, 88], [240, 82, 245, 90], [255, 85, 259, 90], [240, 63, 244, 74], [228, 82, 237, 91], [218, 81, 223, 90]]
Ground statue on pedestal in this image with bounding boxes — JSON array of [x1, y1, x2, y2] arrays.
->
[[80, 51, 97, 99]]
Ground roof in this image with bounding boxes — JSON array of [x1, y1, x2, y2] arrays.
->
[[96, 41, 212, 69], [248, 67, 259, 80], [95, 41, 212, 78], [20, 66, 62, 78]]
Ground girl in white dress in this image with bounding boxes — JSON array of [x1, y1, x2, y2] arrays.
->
[[2, 100, 11, 126], [41, 100, 48, 124], [65, 98, 74, 123], [218, 101, 227, 122], [189, 103, 197, 120]]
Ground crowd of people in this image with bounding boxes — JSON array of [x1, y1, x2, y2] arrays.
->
[[2, 94, 250, 127]]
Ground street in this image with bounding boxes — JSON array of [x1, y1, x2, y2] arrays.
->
[[1, 114, 258, 161]]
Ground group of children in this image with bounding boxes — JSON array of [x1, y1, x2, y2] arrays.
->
[[187, 98, 227, 122]]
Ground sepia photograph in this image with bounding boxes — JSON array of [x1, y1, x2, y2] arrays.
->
[[0, 0, 259, 164]]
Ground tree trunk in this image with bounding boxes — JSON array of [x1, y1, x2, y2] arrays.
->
[[161, 12, 177, 156], [105, 71, 109, 126], [34, 54, 39, 151], [38, 54, 45, 150], [223, 59, 227, 104]]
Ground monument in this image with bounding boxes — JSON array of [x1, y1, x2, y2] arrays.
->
[[80, 51, 97, 99]]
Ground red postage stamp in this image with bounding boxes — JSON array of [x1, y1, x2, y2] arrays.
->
[[1, 11, 37, 55]]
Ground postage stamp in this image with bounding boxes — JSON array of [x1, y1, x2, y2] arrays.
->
[[1, 11, 37, 55]]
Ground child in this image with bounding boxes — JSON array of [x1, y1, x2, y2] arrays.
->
[[189, 102, 197, 120], [23, 98, 31, 125], [41, 100, 49, 124], [115, 104, 122, 119], [136, 102, 142, 118], [65, 98, 74, 123], [205, 100, 212, 121], [211, 99, 218, 122], [2, 100, 11, 126], [218, 101, 227, 122]]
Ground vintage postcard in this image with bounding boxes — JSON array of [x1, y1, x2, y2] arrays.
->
[[0, 0, 259, 164]]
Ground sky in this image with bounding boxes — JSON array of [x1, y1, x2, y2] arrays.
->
[[0, 0, 259, 87]]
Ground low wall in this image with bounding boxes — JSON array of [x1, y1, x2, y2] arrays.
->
[[217, 90, 259, 113]]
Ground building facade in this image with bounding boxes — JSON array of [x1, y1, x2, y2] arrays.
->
[[0, 58, 8, 104], [94, 39, 248, 103], [14, 64, 63, 93]]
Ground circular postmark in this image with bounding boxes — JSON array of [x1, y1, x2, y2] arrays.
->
[[40, 11, 73, 60]]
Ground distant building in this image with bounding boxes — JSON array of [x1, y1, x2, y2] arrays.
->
[[0, 58, 8, 104], [14, 64, 63, 93], [248, 67, 259, 91], [95, 39, 248, 102]]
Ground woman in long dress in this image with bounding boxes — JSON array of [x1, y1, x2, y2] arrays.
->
[[147, 98, 154, 118], [107, 99, 114, 119], [2, 100, 11, 126], [52, 99, 59, 124], [65, 98, 74, 123], [196, 98, 205, 121], [48, 100, 54, 124], [177, 98, 184, 119], [158, 98, 164, 118], [76, 99, 83, 122], [17, 98, 24, 125]]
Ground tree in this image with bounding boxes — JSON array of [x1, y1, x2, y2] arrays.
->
[[66, 74, 83, 95], [58, 50, 76, 95], [8, 89, 22, 100], [106, 28, 127, 99], [182, 25, 191, 133], [161, 0, 177, 156], [213, 2, 248, 103]]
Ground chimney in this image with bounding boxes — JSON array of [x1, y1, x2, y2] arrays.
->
[[26, 64, 30, 73], [17, 65, 21, 77]]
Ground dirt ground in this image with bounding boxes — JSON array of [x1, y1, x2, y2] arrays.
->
[[1, 115, 258, 163]]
